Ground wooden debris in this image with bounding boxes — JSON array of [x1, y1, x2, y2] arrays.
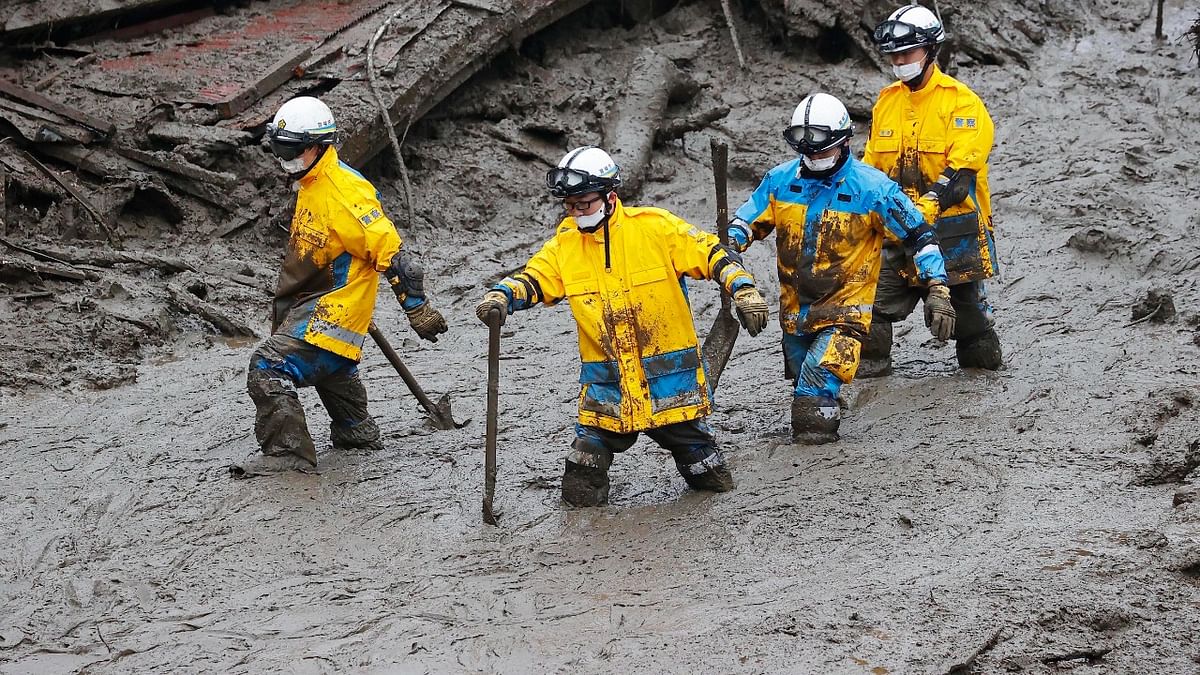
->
[[26, 244, 194, 273], [0, 255, 87, 282], [602, 48, 689, 195], [167, 282, 257, 338], [940, 627, 1003, 675], [110, 145, 236, 187], [19, 149, 121, 246], [719, 0, 747, 68], [655, 106, 732, 144], [0, 97, 95, 144], [0, 78, 115, 137], [33, 54, 97, 91], [210, 48, 312, 119]]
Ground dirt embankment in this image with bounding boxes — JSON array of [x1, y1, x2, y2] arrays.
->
[[2, 0, 1200, 673]]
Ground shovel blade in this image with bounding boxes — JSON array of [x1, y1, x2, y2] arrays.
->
[[427, 392, 463, 430], [701, 308, 740, 393]]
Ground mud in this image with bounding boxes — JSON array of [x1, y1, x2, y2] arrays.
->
[[3, 0, 1200, 672]]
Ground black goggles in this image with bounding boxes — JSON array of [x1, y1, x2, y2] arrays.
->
[[783, 124, 848, 154], [873, 20, 929, 52], [545, 166, 615, 198], [269, 137, 308, 161]]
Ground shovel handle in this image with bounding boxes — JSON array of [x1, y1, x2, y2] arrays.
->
[[711, 139, 732, 311], [368, 323, 442, 418], [483, 312, 501, 525]]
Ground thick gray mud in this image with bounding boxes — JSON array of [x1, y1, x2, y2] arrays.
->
[[3, 0, 1200, 673]]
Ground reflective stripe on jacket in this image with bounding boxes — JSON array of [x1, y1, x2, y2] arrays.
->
[[862, 66, 997, 283], [273, 147, 401, 361], [495, 199, 753, 434], [733, 155, 947, 337]]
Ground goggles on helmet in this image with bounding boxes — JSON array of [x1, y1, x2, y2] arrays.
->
[[545, 166, 618, 198], [873, 20, 935, 53], [265, 123, 335, 160], [783, 124, 850, 155]]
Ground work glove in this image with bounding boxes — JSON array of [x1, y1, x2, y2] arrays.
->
[[732, 286, 769, 337], [924, 283, 956, 341], [475, 290, 508, 326], [406, 301, 448, 342]]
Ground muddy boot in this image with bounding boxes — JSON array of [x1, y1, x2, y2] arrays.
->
[[229, 452, 317, 479], [330, 417, 382, 452], [791, 395, 840, 445], [248, 369, 319, 464], [956, 329, 1003, 370], [857, 320, 893, 378], [561, 460, 611, 507], [672, 447, 735, 492]]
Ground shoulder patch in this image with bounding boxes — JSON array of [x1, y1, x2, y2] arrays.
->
[[953, 117, 977, 129], [357, 207, 384, 226]]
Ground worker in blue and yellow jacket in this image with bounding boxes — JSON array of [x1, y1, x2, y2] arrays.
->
[[729, 93, 952, 444], [474, 146, 770, 507], [860, 4, 1002, 376], [241, 97, 447, 473]]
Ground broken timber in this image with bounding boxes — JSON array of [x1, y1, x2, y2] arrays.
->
[[0, 79, 115, 137]]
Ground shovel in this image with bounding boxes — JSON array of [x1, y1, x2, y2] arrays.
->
[[700, 138, 740, 392], [482, 310, 501, 525], [367, 322, 463, 430]]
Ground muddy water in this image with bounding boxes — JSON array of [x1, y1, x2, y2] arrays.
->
[[3, 1, 1200, 673]]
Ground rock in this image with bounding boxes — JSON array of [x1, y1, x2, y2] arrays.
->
[[1130, 289, 1177, 324], [1174, 486, 1199, 507]]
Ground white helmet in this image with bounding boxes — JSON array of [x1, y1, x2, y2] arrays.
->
[[783, 93, 853, 155], [546, 146, 621, 198], [873, 4, 946, 54], [266, 96, 338, 160]]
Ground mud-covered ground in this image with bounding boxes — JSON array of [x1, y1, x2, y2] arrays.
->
[[3, 0, 1200, 672]]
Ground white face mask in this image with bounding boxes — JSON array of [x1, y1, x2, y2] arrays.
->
[[574, 200, 609, 230], [278, 156, 309, 174], [802, 153, 840, 172], [892, 60, 924, 82]]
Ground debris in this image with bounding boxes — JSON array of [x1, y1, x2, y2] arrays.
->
[[940, 627, 1004, 675], [211, 47, 312, 119], [1041, 647, 1114, 665], [655, 105, 731, 144], [1067, 227, 1130, 256], [0, 78, 115, 137], [1174, 487, 1197, 506], [19, 149, 120, 245], [0, 255, 87, 281], [26, 244, 194, 273], [1189, 12, 1200, 60], [1127, 289, 1176, 326], [367, 5, 425, 229], [602, 47, 695, 195], [719, 0, 747, 68], [110, 145, 236, 188], [33, 53, 97, 91], [166, 281, 257, 338]]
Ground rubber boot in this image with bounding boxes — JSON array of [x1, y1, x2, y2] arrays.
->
[[673, 446, 735, 492], [857, 320, 893, 378], [956, 329, 1003, 370], [561, 460, 611, 507], [791, 395, 841, 445], [330, 417, 383, 452], [684, 464, 735, 492]]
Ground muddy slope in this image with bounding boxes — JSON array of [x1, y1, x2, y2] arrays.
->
[[2, 0, 1200, 673]]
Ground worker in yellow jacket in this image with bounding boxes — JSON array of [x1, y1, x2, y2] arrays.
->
[[241, 97, 447, 473], [861, 4, 1003, 375], [474, 146, 769, 507]]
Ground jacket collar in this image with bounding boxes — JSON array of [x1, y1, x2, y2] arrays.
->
[[297, 146, 339, 189]]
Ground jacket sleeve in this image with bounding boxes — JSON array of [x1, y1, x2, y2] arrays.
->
[[492, 235, 565, 313], [731, 172, 778, 246], [874, 181, 948, 285], [330, 193, 402, 271], [663, 215, 754, 295], [914, 90, 995, 220]]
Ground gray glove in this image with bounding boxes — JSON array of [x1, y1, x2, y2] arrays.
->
[[924, 284, 956, 341], [732, 286, 769, 337], [406, 302, 447, 342]]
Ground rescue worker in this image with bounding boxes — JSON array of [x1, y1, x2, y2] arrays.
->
[[241, 96, 448, 472], [473, 146, 770, 507], [728, 92, 952, 444], [860, 4, 1003, 376]]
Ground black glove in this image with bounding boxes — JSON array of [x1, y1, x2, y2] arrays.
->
[[924, 284, 956, 341], [383, 250, 426, 306]]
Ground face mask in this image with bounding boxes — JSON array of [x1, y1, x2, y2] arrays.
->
[[278, 156, 309, 174], [892, 60, 924, 82], [574, 200, 609, 230], [802, 153, 840, 172]]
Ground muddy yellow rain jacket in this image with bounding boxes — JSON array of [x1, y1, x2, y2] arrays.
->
[[272, 147, 401, 361], [732, 155, 948, 340], [493, 199, 754, 434], [862, 66, 997, 284]]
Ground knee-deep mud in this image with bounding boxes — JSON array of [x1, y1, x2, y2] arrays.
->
[[2, 0, 1200, 672]]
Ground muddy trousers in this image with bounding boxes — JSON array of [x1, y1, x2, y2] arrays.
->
[[563, 419, 734, 506], [860, 256, 1002, 376], [247, 335, 380, 464], [783, 329, 858, 444]]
